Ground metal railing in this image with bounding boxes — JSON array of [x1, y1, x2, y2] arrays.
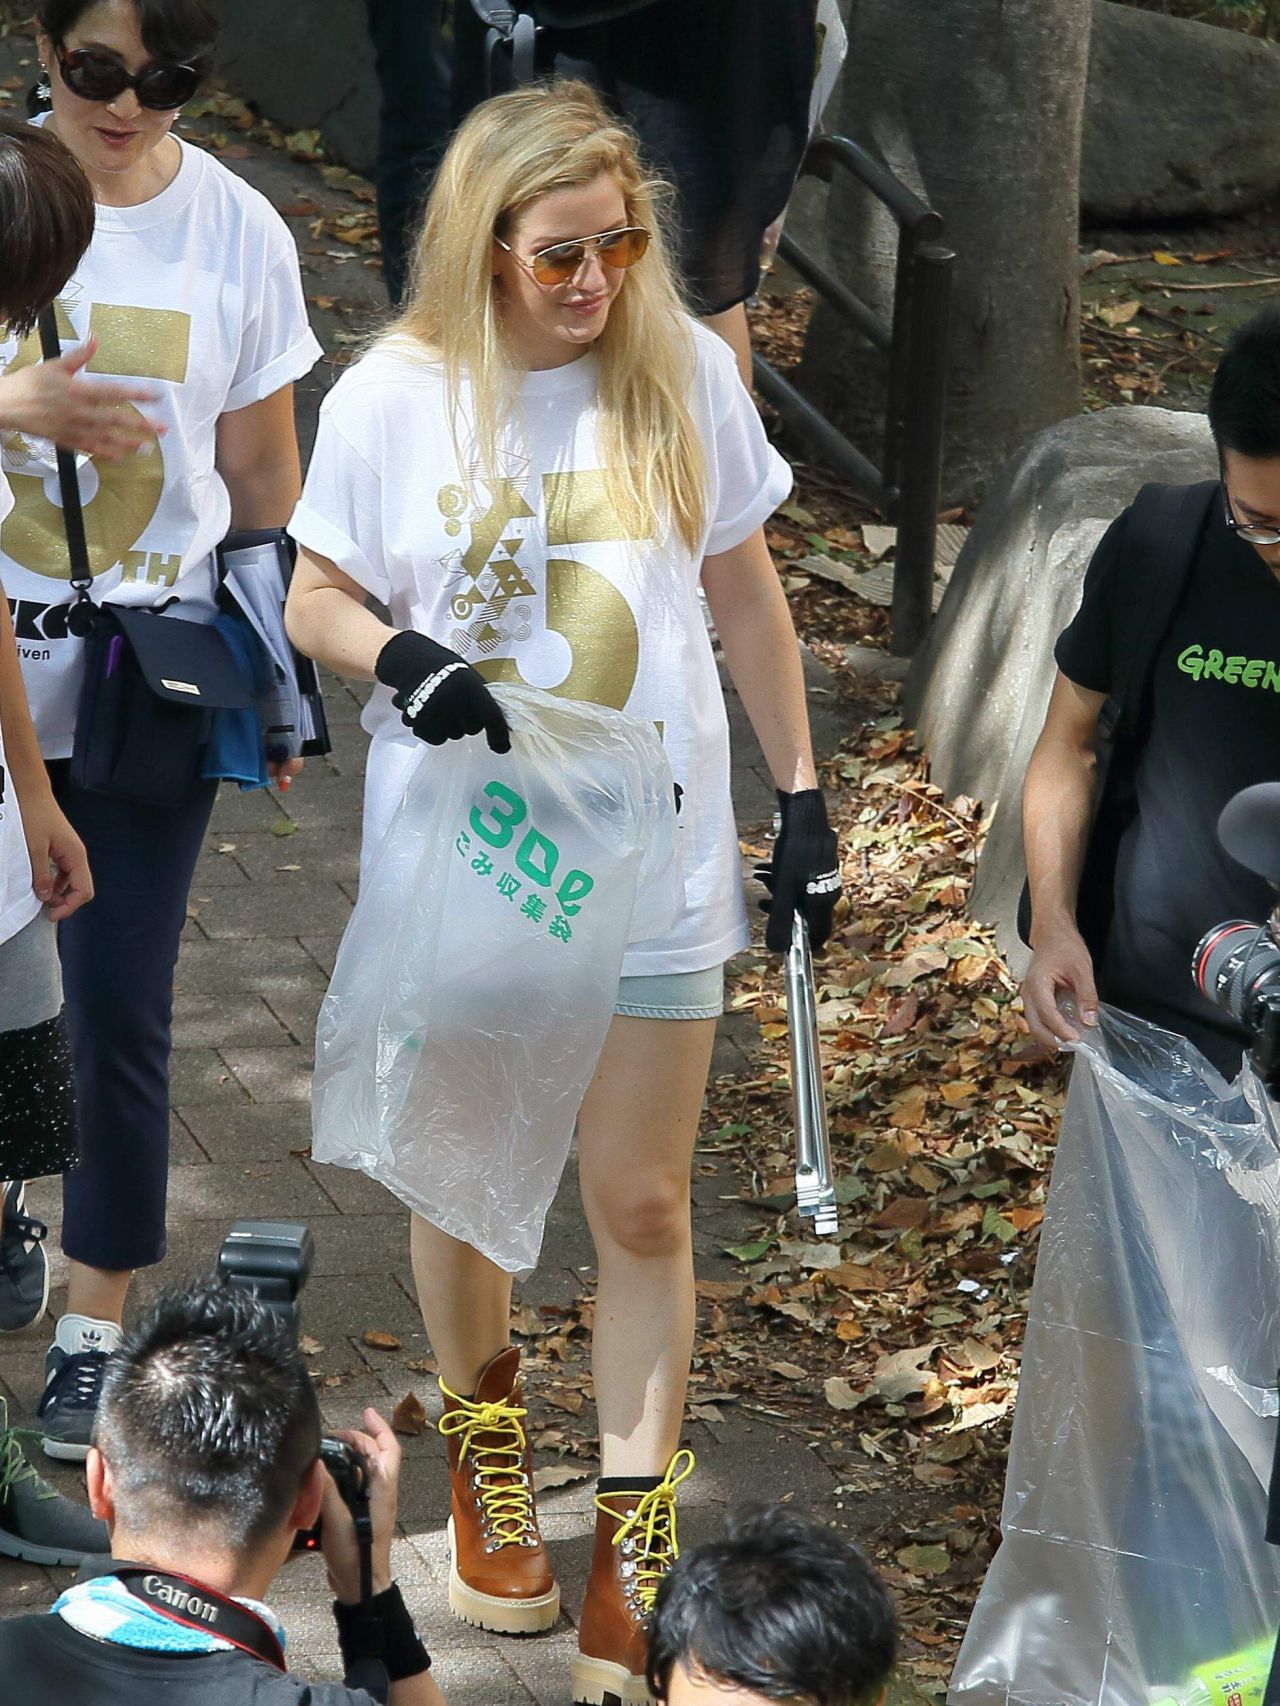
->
[[754, 133, 955, 656]]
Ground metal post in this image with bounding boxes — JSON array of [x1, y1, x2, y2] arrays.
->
[[880, 224, 918, 505], [889, 241, 955, 656], [753, 355, 887, 507]]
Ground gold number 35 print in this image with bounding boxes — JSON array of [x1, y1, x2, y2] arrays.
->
[[1, 301, 190, 584]]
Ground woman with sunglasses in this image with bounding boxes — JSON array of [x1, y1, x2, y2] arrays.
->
[[287, 82, 841, 1705], [0, 113, 112, 1573], [0, 0, 320, 1460]]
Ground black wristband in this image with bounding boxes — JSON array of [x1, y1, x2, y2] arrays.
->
[[333, 1583, 432, 1681]]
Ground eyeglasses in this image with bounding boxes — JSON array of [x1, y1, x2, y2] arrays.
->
[[1222, 480, 1280, 547], [56, 46, 203, 111], [495, 224, 650, 287]]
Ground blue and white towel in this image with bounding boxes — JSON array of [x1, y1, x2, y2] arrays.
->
[[53, 1574, 287, 1656]]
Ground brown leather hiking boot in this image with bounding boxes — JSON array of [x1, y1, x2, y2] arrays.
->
[[438, 1346, 559, 1634], [572, 1450, 695, 1705]]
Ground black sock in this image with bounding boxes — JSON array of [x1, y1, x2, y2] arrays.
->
[[597, 1473, 663, 1495]]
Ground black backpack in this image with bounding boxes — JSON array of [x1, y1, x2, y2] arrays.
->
[[1016, 478, 1218, 960]]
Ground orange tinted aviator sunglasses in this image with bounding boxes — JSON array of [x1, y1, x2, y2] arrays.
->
[[495, 224, 650, 287]]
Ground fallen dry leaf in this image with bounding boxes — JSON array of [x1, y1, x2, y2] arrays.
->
[[532, 1464, 593, 1491], [824, 1376, 861, 1411], [392, 1391, 428, 1436], [362, 1330, 401, 1351], [544, 1390, 585, 1415]]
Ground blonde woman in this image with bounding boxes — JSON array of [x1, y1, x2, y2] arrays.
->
[[286, 81, 841, 1705]]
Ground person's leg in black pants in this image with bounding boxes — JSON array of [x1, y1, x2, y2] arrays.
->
[[364, 0, 452, 304], [36, 765, 217, 1461]]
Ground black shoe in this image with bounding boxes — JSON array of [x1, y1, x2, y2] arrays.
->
[[38, 1341, 110, 1463], [0, 1397, 109, 1566], [0, 1183, 49, 1333]]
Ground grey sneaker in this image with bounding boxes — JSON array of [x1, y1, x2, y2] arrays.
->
[[0, 1183, 49, 1333], [0, 1398, 109, 1566], [38, 1340, 110, 1463]]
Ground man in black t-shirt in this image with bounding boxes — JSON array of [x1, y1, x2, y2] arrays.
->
[[1022, 308, 1280, 1077], [0, 1279, 444, 1706]]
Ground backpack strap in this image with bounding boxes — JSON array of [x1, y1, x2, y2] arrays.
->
[[1107, 478, 1219, 745], [1015, 476, 1218, 955], [470, 1, 538, 89]]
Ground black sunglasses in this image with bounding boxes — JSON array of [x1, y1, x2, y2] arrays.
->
[[56, 46, 202, 111]]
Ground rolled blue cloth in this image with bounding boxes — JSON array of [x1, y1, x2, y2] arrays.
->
[[202, 613, 272, 791]]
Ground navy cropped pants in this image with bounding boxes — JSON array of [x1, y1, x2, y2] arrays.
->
[[48, 762, 217, 1272]]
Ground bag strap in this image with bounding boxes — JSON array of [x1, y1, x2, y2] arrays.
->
[[1107, 478, 1218, 744], [36, 307, 97, 631], [470, 1, 538, 89]]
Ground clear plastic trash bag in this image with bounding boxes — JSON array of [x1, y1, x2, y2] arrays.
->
[[951, 1006, 1280, 1706], [311, 684, 681, 1275]]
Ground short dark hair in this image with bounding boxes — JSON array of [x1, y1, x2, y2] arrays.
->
[[96, 1276, 322, 1550], [0, 116, 94, 338], [36, 0, 221, 72], [1208, 306, 1280, 459], [647, 1506, 898, 1706]]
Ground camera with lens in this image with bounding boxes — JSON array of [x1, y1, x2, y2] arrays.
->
[[216, 1220, 374, 1580], [1192, 783, 1280, 1094], [1193, 916, 1280, 1089]]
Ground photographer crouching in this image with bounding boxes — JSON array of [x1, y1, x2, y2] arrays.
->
[[0, 1278, 444, 1706]]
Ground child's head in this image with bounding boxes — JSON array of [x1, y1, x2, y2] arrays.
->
[[648, 1505, 897, 1706], [0, 115, 94, 337]]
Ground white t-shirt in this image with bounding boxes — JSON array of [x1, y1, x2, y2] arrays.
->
[[290, 319, 792, 975], [0, 475, 41, 949], [0, 126, 322, 756]]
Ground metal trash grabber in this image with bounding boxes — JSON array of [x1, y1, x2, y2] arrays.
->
[[786, 913, 840, 1239]]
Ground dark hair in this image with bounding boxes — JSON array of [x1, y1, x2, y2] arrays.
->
[[0, 116, 94, 338], [36, 0, 221, 70], [647, 1506, 898, 1706], [1208, 306, 1280, 459], [95, 1276, 322, 1550]]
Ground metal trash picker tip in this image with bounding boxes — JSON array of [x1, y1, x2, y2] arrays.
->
[[786, 913, 840, 1239]]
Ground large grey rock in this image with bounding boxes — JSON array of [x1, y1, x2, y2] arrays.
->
[[217, 0, 378, 175], [1083, 1, 1280, 221], [903, 406, 1217, 961]]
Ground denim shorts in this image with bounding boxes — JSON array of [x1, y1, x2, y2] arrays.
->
[[614, 963, 725, 1020]]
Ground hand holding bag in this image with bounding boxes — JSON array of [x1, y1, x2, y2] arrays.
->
[[37, 308, 253, 808]]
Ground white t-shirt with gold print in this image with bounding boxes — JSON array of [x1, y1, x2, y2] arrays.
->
[[0, 475, 41, 950], [0, 123, 322, 757], [290, 320, 792, 976]]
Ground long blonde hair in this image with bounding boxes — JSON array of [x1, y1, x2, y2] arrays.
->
[[390, 80, 706, 554]]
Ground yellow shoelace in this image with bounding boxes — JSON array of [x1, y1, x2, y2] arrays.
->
[[438, 1380, 538, 1548], [597, 1448, 696, 1614]]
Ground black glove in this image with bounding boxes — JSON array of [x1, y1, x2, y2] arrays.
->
[[375, 630, 510, 754], [756, 788, 842, 954]]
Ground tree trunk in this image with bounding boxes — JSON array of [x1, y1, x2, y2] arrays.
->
[[800, 0, 1092, 504]]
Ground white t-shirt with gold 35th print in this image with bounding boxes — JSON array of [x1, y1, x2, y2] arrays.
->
[[0, 475, 42, 950], [0, 121, 322, 758], [290, 319, 793, 977]]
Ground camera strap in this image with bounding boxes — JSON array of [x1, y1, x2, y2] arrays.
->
[[104, 1566, 288, 1672]]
